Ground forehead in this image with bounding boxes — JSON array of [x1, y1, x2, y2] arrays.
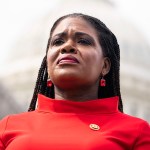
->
[[51, 17, 98, 37]]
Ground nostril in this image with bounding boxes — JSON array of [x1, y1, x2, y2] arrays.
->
[[61, 49, 66, 54], [70, 49, 75, 53], [60, 48, 77, 54]]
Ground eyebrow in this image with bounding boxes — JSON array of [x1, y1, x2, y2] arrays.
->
[[53, 32, 67, 38], [75, 32, 91, 37]]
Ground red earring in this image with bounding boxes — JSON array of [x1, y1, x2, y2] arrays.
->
[[100, 77, 106, 87], [47, 78, 52, 87]]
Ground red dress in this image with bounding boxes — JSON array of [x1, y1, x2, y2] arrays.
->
[[0, 94, 150, 150]]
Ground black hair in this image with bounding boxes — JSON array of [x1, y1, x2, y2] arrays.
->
[[28, 13, 123, 112]]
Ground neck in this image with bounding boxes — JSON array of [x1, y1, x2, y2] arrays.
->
[[54, 85, 99, 102]]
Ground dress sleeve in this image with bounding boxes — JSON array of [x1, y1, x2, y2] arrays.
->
[[0, 116, 9, 150], [133, 121, 150, 150]]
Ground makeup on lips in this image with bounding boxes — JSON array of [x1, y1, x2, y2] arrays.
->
[[57, 55, 79, 64]]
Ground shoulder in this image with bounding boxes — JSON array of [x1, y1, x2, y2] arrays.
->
[[0, 111, 37, 129], [118, 112, 149, 123], [115, 112, 150, 132], [119, 114, 150, 149], [0, 111, 35, 120]]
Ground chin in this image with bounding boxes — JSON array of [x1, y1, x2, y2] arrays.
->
[[55, 70, 81, 79], [57, 74, 80, 82], [53, 75, 83, 87]]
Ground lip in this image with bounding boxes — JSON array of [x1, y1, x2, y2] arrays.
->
[[57, 55, 79, 64]]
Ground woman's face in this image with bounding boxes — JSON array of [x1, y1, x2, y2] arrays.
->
[[47, 17, 109, 90]]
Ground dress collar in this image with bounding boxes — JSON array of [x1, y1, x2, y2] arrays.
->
[[37, 94, 119, 114]]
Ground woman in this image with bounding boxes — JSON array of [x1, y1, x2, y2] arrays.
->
[[0, 13, 150, 150]]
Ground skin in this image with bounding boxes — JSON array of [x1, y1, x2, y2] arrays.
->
[[47, 17, 110, 101]]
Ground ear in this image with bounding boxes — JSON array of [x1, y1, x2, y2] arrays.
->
[[46, 56, 49, 75], [101, 57, 111, 76]]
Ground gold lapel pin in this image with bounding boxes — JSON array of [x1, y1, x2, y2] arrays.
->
[[89, 124, 100, 131]]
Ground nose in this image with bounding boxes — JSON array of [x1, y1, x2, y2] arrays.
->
[[60, 41, 77, 54]]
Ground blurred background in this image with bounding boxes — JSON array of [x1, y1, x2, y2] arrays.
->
[[0, 0, 150, 121]]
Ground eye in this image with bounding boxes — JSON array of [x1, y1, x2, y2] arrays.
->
[[78, 38, 91, 46], [52, 38, 64, 46]]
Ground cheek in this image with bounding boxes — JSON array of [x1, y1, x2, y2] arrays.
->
[[83, 50, 104, 74], [46, 48, 58, 74], [47, 47, 58, 60]]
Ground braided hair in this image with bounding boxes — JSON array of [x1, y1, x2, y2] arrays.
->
[[28, 13, 123, 112]]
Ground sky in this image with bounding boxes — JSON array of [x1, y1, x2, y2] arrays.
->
[[0, 0, 60, 65], [112, 0, 150, 43], [0, 0, 150, 65]]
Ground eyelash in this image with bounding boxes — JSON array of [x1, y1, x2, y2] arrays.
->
[[78, 38, 91, 45], [52, 39, 64, 46]]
